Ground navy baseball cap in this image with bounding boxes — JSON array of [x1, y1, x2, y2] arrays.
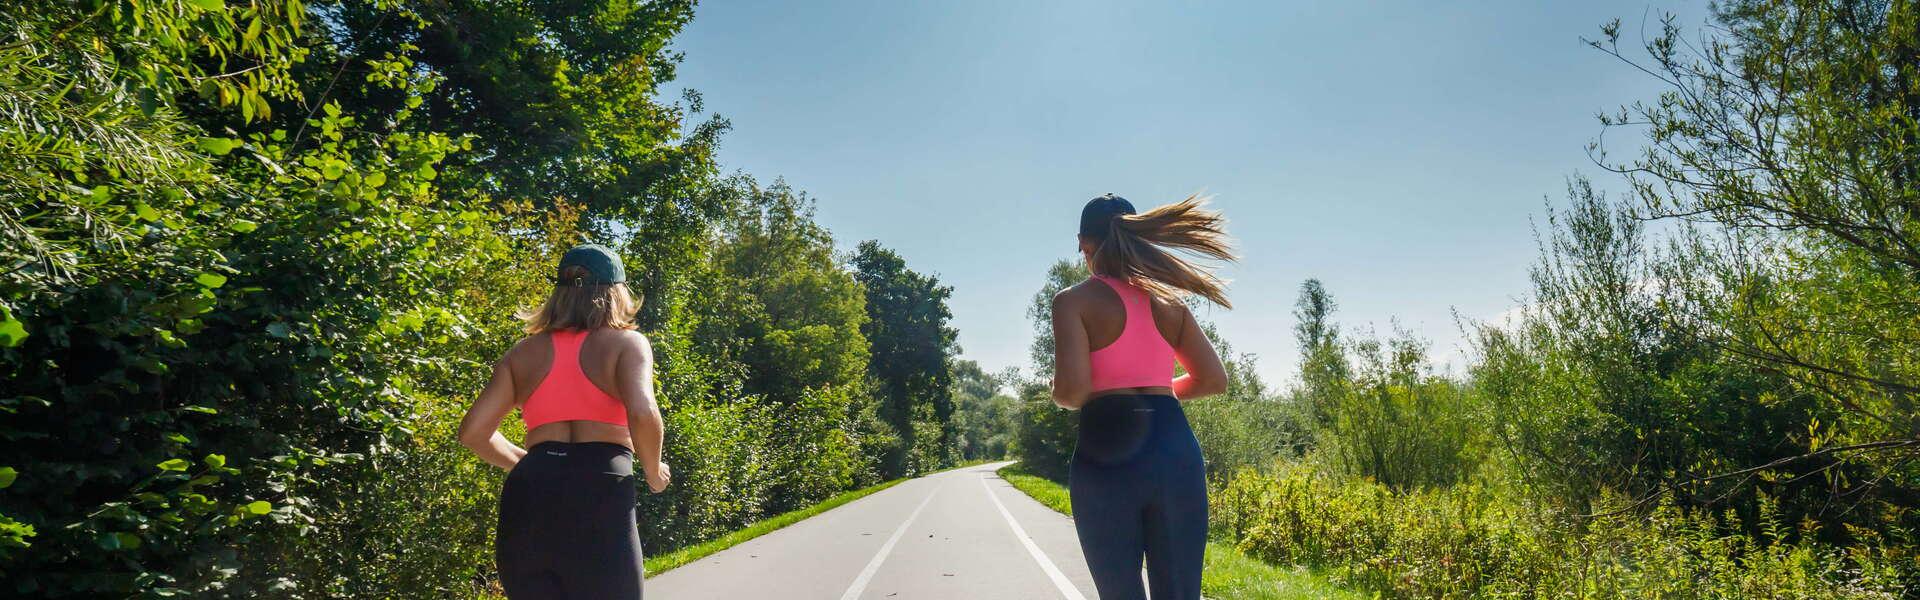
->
[[1079, 193, 1136, 237], [556, 243, 627, 286]]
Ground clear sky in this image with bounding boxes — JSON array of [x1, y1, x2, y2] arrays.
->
[[666, 0, 1704, 387]]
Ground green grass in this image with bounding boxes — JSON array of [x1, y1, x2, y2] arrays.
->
[[995, 464, 1369, 600], [646, 459, 1000, 575], [999, 466, 1073, 513]]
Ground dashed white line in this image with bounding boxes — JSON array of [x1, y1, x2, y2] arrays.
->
[[838, 486, 940, 600], [980, 474, 1089, 600]]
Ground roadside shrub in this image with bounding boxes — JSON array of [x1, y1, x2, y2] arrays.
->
[[1013, 382, 1077, 482], [1183, 396, 1305, 484], [1214, 462, 1904, 599], [274, 394, 508, 598], [638, 399, 776, 553], [1316, 333, 1479, 492]]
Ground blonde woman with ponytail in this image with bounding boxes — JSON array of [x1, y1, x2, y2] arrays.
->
[[1050, 194, 1233, 600], [456, 244, 668, 599]]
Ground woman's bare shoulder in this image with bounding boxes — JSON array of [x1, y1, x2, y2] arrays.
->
[[1147, 292, 1193, 317], [1052, 278, 1105, 306], [498, 333, 546, 366], [602, 328, 652, 353]]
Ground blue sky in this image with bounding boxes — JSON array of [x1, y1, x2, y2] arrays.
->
[[667, 0, 1704, 387]]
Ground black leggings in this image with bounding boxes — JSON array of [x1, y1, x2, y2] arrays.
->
[[497, 441, 645, 599], [1069, 394, 1208, 600]]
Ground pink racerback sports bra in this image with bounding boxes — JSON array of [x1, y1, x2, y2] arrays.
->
[[520, 329, 629, 430], [1087, 274, 1177, 391]]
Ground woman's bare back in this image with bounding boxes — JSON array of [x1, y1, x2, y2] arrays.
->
[[506, 328, 637, 448]]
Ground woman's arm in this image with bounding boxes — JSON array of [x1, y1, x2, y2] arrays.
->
[[457, 356, 528, 470], [1051, 290, 1093, 409], [1170, 307, 1228, 401], [616, 331, 670, 493]]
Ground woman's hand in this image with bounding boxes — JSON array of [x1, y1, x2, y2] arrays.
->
[[646, 462, 672, 493], [1170, 308, 1228, 400]]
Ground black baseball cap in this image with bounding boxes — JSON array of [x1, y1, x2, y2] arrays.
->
[[1079, 193, 1136, 237], [556, 243, 627, 286]]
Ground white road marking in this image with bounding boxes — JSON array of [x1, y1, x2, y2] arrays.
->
[[838, 485, 940, 600], [980, 474, 1089, 600]]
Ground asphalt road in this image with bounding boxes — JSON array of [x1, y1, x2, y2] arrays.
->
[[647, 461, 1103, 599]]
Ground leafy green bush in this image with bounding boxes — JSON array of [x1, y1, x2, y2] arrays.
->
[[1215, 462, 1905, 599], [1013, 381, 1078, 482], [1288, 282, 1479, 492]]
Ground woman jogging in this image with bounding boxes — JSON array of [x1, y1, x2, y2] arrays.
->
[[1050, 194, 1234, 600], [457, 243, 671, 600]]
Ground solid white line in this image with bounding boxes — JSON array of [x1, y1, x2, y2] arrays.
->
[[838, 485, 940, 600], [980, 474, 1089, 600]]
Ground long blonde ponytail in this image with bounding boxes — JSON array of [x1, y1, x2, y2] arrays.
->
[[1089, 194, 1237, 308]]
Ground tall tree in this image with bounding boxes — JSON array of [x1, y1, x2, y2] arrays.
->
[[1293, 278, 1349, 426], [300, 0, 722, 215], [703, 176, 870, 400], [851, 240, 958, 476]]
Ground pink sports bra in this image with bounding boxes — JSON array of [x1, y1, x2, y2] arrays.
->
[[1087, 274, 1177, 391], [520, 329, 629, 430]]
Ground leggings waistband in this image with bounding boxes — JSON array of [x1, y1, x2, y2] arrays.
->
[[527, 440, 632, 455], [516, 441, 634, 476]]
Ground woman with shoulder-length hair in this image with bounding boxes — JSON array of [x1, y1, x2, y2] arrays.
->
[[456, 243, 671, 600], [1051, 194, 1234, 600]]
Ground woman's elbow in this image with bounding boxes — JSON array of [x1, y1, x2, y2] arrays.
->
[[456, 426, 492, 451], [626, 401, 664, 428], [1199, 373, 1230, 397], [1051, 385, 1084, 410], [1203, 380, 1230, 398]]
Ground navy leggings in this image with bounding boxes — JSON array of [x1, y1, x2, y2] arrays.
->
[[497, 441, 645, 599], [1069, 393, 1208, 600]]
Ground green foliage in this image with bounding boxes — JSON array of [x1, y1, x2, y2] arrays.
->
[[1468, 179, 1896, 542], [1215, 462, 1905, 599], [307, 0, 717, 215], [1197, 4, 1920, 597], [0, 4, 522, 588], [949, 359, 1019, 461], [996, 464, 1074, 515], [1184, 329, 1311, 483], [1292, 279, 1348, 430], [1013, 379, 1079, 482], [701, 176, 871, 401], [1582, 0, 1920, 523], [852, 240, 960, 476], [1322, 329, 1478, 491], [0, 2, 958, 597]]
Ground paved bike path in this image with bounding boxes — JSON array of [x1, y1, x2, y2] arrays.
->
[[648, 461, 1099, 599]]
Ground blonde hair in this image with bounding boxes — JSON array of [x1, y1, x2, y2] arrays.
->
[[1088, 194, 1237, 308], [517, 264, 642, 333]]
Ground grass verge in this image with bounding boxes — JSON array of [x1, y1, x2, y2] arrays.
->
[[994, 464, 1367, 600], [647, 459, 1001, 575]]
